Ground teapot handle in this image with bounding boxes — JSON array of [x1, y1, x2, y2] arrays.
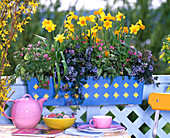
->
[[2, 99, 15, 120], [22, 94, 33, 99]]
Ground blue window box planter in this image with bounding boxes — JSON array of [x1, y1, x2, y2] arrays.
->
[[27, 76, 144, 106]]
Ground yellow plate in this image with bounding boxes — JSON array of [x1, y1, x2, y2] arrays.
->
[[43, 117, 76, 130]]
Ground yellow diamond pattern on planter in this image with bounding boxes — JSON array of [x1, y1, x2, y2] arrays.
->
[[74, 94, 79, 99], [84, 93, 89, 99], [34, 84, 39, 90], [124, 83, 129, 88], [44, 94, 49, 99], [104, 83, 109, 88], [133, 83, 139, 88], [114, 83, 119, 88], [114, 92, 119, 98], [94, 93, 99, 98], [133, 92, 139, 98], [64, 93, 69, 99], [34, 94, 39, 99], [104, 93, 109, 98], [84, 83, 89, 89], [28, 76, 144, 106], [124, 92, 129, 98], [55, 94, 59, 99], [94, 83, 99, 89]]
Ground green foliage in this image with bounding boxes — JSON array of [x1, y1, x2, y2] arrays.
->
[[12, 41, 56, 89], [4, 0, 170, 76]]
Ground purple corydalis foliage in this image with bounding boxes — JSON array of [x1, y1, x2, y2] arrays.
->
[[72, 58, 76, 63], [86, 62, 92, 70], [76, 43, 80, 48], [149, 65, 153, 71], [68, 66, 74, 74], [86, 47, 93, 61], [92, 66, 97, 73], [69, 50, 75, 55], [81, 67, 85, 73]]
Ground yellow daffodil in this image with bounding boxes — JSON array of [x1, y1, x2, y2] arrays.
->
[[114, 30, 120, 35], [65, 17, 72, 24], [69, 11, 78, 20], [136, 19, 145, 30], [140, 25, 145, 30], [105, 51, 110, 57], [77, 16, 87, 26], [123, 27, 129, 34], [45, 23, 56, 32], [42, 19, 53, 28], [85, 15, 95, 22], [96, 37, 101, 43], [100, 12, 106, 21], [65, 23, 74, 29], [103, 20, 112, 30], [98, 26, 103, 30], [54, 34, 66, 43], [42, 19, 56, 32], [111, 16, 116, 21], [91, 28, 98, 38], [105, 13, 112, 20], [116, 12, 125, 21], [94, 8, 103, 15], [136, 19, 143, 26], [66, 32, 75, 40], [129, 24, 140, 35]]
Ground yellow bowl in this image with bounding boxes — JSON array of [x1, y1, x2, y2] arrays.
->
[[43, 117, 76, 130]]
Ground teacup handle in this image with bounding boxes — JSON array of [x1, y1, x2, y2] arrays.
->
[[2, 99, 15, 120], [22, 94, 32, 99], [89, 119, 96, 128]]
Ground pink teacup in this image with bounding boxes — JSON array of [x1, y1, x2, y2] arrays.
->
[[89, 115, 112, 129]]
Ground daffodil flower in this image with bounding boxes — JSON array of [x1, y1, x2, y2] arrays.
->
[[77, 16, 87, 26], [103, 20, 112, 30], [54, 34, 66, 43], [116, 12, 126, 21]]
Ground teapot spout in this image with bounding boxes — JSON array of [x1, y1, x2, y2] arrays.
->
[[38, 98, 48, 110]]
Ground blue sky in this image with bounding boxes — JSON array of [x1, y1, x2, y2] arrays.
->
[[40, 0, 166, 11]]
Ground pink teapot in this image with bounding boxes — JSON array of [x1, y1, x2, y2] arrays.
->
[[2, 94, 47, 129]]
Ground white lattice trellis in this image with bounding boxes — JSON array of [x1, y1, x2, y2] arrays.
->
[[0, 75, 170, 138]]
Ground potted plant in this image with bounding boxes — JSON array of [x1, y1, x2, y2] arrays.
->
[[159, 35, 170, 91], [12, 9, 159, 106]]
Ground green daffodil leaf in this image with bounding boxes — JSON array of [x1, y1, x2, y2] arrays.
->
[[24, 54, 30, 60], [125, 67, 132, 74], [97, 68, 103, 76], [20, 67, 26, 75]]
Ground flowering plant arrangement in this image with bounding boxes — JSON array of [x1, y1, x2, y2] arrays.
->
[[0, 0, 38, 115], [12, 9, 158, 103], [159, 35, 170, 91], [159, 35, 170, 65]]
